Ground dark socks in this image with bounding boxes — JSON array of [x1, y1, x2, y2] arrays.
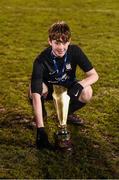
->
[[41, 97, 47, 118], [68, 99, 86, 115]]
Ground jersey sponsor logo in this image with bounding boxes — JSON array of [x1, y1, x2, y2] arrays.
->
[[55, 73, 68, 81]]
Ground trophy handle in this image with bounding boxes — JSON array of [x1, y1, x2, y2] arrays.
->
[[52, 85, 70, 127]]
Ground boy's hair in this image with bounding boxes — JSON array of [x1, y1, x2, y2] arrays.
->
[[48, 21, 71, 43]]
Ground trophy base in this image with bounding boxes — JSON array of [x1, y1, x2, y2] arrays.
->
[[54, 128, 73, 152]]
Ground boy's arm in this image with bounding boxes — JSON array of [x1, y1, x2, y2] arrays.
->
[[79, 68, 99, 88], [73, 45, 99, 86], [32, 93, 44, 128], [31, 58, 44, 128]]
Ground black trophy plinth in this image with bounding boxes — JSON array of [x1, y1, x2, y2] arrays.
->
[[54, 127, 73, 152]]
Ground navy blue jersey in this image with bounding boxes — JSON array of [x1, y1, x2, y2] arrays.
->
[[31, 44, 93, 95]]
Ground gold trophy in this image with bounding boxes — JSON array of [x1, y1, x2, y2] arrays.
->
[[52, 85, 72, 151]]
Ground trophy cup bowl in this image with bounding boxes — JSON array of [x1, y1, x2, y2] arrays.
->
[[52, 85, 72, 151]]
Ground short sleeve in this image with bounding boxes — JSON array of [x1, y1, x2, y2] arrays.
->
[[73, 45, 93, 72], [31, 56, 44, 95]]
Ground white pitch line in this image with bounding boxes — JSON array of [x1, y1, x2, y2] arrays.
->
[[0, 6, 119, 13]]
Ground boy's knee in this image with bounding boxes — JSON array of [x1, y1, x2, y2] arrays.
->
[[28, 82, 48, 99], [79, 86, 93, 103], [42, 83, 48, 95]]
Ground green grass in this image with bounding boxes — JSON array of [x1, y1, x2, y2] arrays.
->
[[0, 0, 119, 178]]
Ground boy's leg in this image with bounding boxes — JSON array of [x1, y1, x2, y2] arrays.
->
[[68, 84, 93, 125]]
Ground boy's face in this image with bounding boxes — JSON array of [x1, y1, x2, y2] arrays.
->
[[49, 39, 70, 57]]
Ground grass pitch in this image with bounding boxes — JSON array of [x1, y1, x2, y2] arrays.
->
[[0, 0, 119, 178]]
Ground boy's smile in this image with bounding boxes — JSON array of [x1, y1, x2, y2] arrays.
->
[[49, 39, 70, 57]]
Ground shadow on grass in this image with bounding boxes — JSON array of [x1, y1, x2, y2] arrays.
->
[[35, 135, 117, 179], [0, 110, 118, 179]]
